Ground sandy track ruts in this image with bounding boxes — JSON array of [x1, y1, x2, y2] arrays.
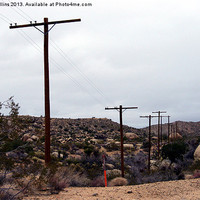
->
[[24, 178, 200, 200]]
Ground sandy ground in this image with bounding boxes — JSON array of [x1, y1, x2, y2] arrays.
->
[[23, 178, 200, 200]]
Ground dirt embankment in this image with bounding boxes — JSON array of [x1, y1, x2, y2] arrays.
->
[[24, 178, 200, 200]]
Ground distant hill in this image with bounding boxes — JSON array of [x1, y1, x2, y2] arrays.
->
[[142, 121, 200, 137]]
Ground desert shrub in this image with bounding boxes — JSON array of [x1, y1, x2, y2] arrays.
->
[[90, 176, 105, 187], [38, 166, 90, 190], [57, 167, 90, 187], [107, 169, 121, 180], [125, 151, 148, 184], [141, 140, 150, 151], [106, 142, 119, 151], [84, 144, 94, 157], [109, 177, 128, 186], [188, 160, 200, 171], [140, 170, 180, 184], [0, 190, 17, 200], [34, 151, 44, 159], [0, 139, 24, 152], [0, 155, 14, 171], [49, 173, 69, 193], [161, 142, 188, 163], [193, 170, 200, 178], [81, 155, 103, 179]]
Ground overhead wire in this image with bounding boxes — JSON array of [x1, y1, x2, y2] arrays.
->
[[0, 13, 12, 24], [7, 4, 111, 105], [0, 11, 108, 106], [49, 57, 106, 106], [50, 39, 110, 103]]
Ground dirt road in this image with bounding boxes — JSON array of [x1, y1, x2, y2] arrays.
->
[[24, 178, 200, 200]]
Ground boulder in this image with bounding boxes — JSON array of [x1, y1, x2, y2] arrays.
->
[[22, 133, 31, 142], [31, 135, 39, 141], [109, 177, 128, 186], [125, 132, 138, 140], [124, 144, 133, 149], [68, 154, 82, 161], [194, 144, 200, 161], [169, 133, 182, 140], [27, 138, 33, 142], [159, 159, 171, 170], [106, 163, 114, 170]]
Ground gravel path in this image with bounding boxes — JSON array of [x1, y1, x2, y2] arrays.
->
[[24, 178, 200, 200]]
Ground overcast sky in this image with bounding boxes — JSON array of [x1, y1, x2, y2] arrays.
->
[[1, 0, 200, 128]]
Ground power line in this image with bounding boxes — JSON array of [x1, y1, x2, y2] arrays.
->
[[4, 6, 110, 106], [50, 39, 109, 103], [49, 57, 106, 107], [0, 14, 12, 24], [4, 0, 33, 22], [2, 13, 107, 106]]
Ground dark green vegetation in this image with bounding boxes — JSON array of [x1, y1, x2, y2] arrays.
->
[[1, 97, 200, 199]]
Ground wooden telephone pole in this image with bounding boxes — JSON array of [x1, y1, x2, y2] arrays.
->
[[160, 115, 170, 145], [167, 116, 171, 143], [152, 111, 166, 158], [10, 18, 81, 165], [140, 115, 157, 172], [105, 105, 138, 177]]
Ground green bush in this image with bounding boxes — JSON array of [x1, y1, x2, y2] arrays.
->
[[0, 139, 24, 152], [161, 142, 188, 163]]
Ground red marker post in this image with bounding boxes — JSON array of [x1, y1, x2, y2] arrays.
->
[[102, 154, 107, 187]]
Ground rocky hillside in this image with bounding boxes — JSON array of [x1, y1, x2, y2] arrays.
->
[[142, 120, 200, 137], [19, 115, 140, 142]]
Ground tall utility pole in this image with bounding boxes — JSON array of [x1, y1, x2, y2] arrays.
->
[[160, 115, 169, 145], [105, 105, 138, 177], [175, 121, 178, 140], [160, 116, 163, 145], [167, 116, 170, 143], [10, 18, 81, 165], [152, 111, 166, 158], [140, 115, 157, 173]]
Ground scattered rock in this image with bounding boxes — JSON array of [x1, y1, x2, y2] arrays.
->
[[22, 133, 31, 142], [125, 132, 139, 139], [124, 144, 133, 149], [6, 152, 18, 158], [194, 145, 200, 161], [31, 135, 39, 141], [169, 132, 182, 140], [106, 163, 115, 170]]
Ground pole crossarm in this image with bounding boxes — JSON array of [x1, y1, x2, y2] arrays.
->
[[152, 111, 167, 114], [140, 115, 158, 118], [105, 106, 138, 112], [9, 18, 81, 29]]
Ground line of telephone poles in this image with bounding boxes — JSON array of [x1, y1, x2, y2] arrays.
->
[[140, 111, 172, 172], [9, 18, 177, 177]]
